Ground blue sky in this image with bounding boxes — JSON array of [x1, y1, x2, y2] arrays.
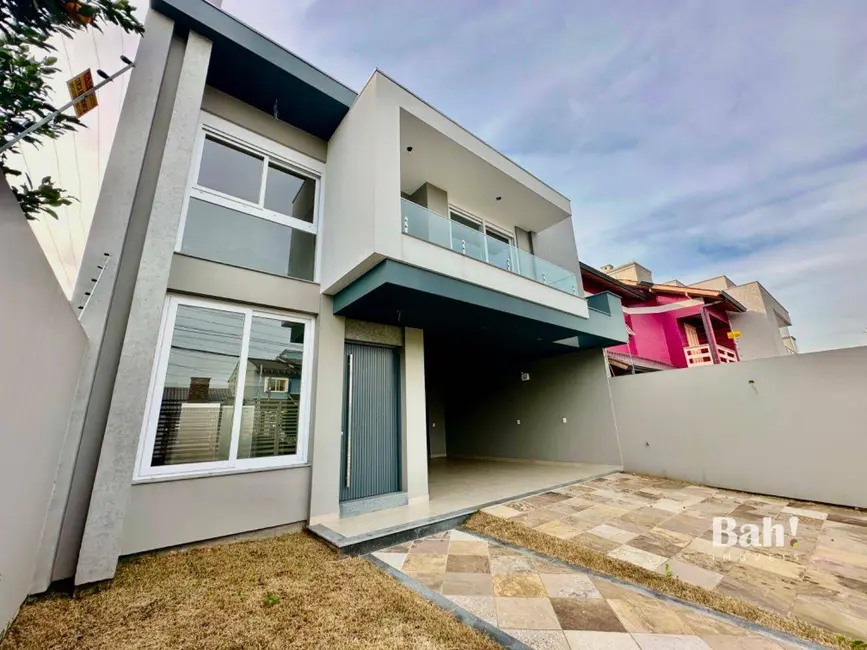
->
[[19, 2, 864, 351], [221, 0, 867, 352]]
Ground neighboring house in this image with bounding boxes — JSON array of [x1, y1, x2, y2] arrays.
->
[[582, 262, 746, 374], [585, 261, 798, 374], [688, 275, 798, 359], [33, 0, 628, 590]]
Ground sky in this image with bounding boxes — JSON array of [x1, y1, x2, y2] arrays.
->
[[17, 0, 867, 352]]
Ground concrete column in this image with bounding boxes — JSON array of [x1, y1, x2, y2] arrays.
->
[[401, 327, 429, 504], [75, 31, 213, 585], [308, 296, 346, 524], [31, 10, 176, 591]]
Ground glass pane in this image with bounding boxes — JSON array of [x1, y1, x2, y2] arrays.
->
[[197, 136, 263, 203], [151, 305, 245, 467], [264, 164, 316, 223], [402, 199, 451, 248], [485, 230, 515, 271], [181, 198, 315, 280], [450, 216, 485, 262], [238, 317, 306, 459]]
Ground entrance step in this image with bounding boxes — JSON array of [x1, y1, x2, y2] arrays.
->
[[339, 492, 408, 519]]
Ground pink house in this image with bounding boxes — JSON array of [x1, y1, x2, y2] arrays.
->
[[581, 263, 746, 374]]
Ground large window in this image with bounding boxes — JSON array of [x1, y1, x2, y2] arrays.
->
[[176, 113, 323, 281], [135, 296, 314, 479]]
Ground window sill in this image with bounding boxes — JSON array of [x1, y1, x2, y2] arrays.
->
[[132, 462, 312, 485]]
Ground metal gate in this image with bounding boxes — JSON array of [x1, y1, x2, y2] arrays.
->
[[339, 343, 401, 502]]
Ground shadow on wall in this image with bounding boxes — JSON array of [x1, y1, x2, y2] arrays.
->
[[425, 336, 622, 466], [0, 182, 88, 630], [609, 346, 867, 508]]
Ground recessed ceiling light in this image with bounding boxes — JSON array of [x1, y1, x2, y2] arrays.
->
[[496, 196, 502, 201], [406, 146, 413, 153]]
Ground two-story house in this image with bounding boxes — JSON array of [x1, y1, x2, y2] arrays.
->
[[33, 0, 629, 590]]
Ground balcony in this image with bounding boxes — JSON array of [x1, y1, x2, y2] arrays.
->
[[401, 199, 578, 296], [685, 344, 739, 367]]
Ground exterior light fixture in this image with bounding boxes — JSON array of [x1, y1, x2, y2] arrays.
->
[[496, 196, 502, 201]]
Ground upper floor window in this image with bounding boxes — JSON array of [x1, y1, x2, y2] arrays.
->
[[177, 113, 324, 281]]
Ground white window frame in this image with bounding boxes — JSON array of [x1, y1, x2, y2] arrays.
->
[[133, 295, 315, 481], [264, 377, 290, 394], [448, 204, 517, 261], [175, 111, 326, 281]]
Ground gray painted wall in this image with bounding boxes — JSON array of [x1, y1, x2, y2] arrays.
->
[[76, 31, 214, 585], [121, 468, 310, 554], [610, 346, 867, 508], [443, 348, 622, 466], [200, 86, 326, 163], [168, 254, 321, 314], [38, 13, 180, 588], [0, 181, 87, 631], [729, 311, 787, 361], [531, 218, 585, 297]]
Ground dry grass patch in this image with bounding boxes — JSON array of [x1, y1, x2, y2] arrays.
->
[[464, 511, 856, 650], [1, 532, 500, 650]]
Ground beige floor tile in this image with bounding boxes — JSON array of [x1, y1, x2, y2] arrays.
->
[[631, 634, 712, 650], [607, 598, 695, 634], [448, 595, 497, 626], [533, 557, 577, 574], [505, 628, 570, 650], [409, 572, 444, 591], [449, 540, 490, 555], [591, 524, 640, 544], [573, 532, 624, 554], [402, 553, 447, 574], [564, 631, 640, 650], [494, 573, 548, 597], [791, 593, 867, 639], [372, 551, 406, 571], [658, 514, 714, 538], [630, 528, 694, 558], [590, 577, 645, 601], [738, 550, 804, 580], [670, 606, 751, 637], [496, 596, 562, 629], [540, 572, 602, 599], [701, 636, 788, 649], [715, 565, 799, 615], [780, 506, 828, 522], [660, 558, 725, 590], [653, 499, 690, 514], [445, 554, 490, 573], [551, 598, 627, 632], [536, 518, 586, 540], [491, 554, 537, 574], [441, 572, 494, 596], [482, 504, 523, 519], [514, 508, 569, 529], [409, 539, 450, 555], [608, 544, 668, 571]]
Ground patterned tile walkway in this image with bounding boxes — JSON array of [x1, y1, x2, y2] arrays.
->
[[373, 529, 803, 650], [480, 473, 867, 640]]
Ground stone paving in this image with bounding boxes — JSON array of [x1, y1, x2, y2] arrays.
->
[[480, 472, 867, 641], [373, 529, 804, 650]]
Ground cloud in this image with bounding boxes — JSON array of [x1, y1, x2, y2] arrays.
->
[[228, 0, 867, 352], [23, 0, 866, 351]]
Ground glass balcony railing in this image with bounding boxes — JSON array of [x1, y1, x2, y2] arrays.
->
[[401, 198, 578, 295]]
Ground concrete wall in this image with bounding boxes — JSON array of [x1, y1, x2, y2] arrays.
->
[[401, 328, 429, 503], [201, 86, 327, 163], [76, 31, 214, 585], [37, 13, 180, 588], [121, 468, 310, 554], [729, 311, 787, 361], [443, 348, 622, 467], [0, 182, 87, 631], [168, 254, 320, 314], [610, 346, 867, 508]]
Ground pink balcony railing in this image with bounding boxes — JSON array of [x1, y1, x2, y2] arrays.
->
[[685, 344, 738, 367]]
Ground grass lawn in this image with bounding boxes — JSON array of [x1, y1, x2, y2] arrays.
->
[[1, 532, 500, 650]]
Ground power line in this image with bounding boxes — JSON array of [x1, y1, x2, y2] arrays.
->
[[60, 34, 87, 248]]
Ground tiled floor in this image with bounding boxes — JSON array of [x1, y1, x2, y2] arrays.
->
[[373, 529, 803, 650], [480, 473, 867, 640], [320, 459, 620, 538]]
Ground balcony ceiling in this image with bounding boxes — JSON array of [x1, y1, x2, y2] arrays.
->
[[400, 111, 570, 233]]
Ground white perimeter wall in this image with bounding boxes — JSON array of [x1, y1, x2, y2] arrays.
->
[[0, 182, 87, 630], [609, 346, 867, 508]]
